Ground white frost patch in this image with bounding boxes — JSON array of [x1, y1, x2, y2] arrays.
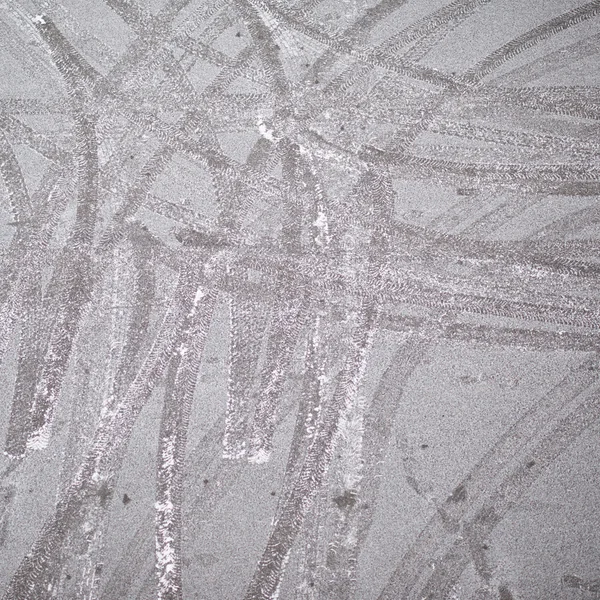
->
[[156, 434, 179, 597], [156, 532, 178, 594], [248, 448, 271, 464], [155, 499, 175, 512], [160, 435, 177, 470], [318, 373, 329, 385], [222, 442, 246, 460], [343, 525, 358, 549], [313, 208, 330, 248], [186, 286, 207, 320], [193, 287, 206, 307], [82, 521, 94, 533], [257, 116, 276, 141], [26, 423, 51, 450]]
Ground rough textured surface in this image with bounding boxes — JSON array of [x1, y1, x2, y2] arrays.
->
[[0, 1, 599, 599]]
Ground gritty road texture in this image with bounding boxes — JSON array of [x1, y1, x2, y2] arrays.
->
[[0, 1, 600, 599]]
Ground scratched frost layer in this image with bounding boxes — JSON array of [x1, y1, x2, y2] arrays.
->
[[0, 1, 600, 599]]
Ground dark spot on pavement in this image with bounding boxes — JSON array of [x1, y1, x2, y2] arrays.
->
[[449, 484, 467, 503], [333, 490, 357, 509], [498, 584, 515, 600]]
